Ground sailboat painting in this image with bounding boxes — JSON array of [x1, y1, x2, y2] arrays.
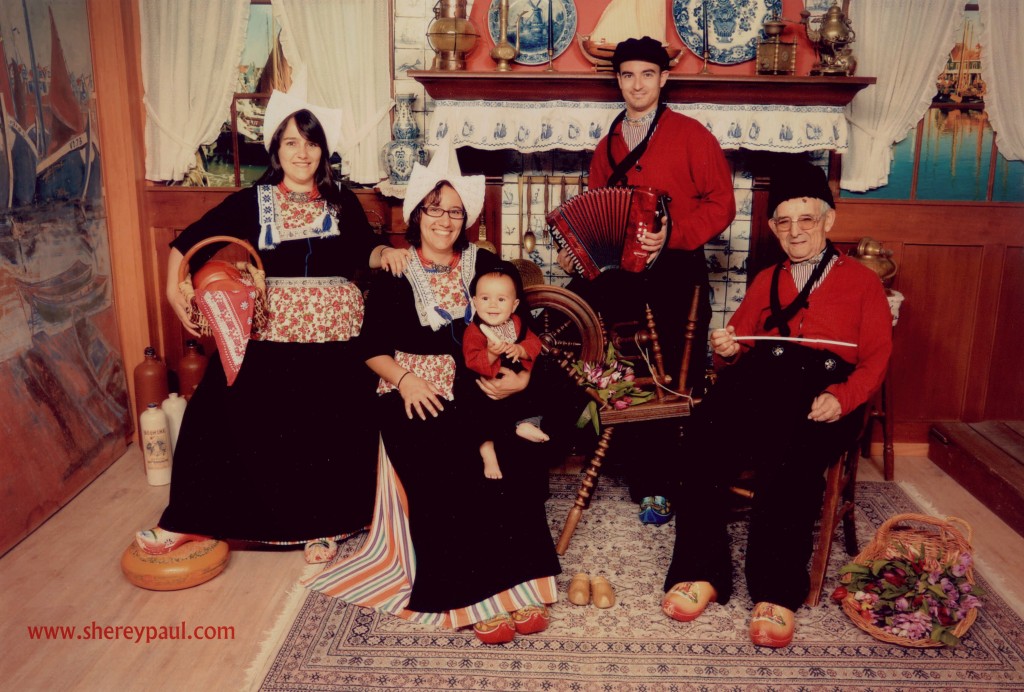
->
[[0, 0, 128, 557], [0, 0, 100, 209]]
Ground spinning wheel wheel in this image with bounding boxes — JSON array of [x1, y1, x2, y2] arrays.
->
[[524, 285, 604, 363]]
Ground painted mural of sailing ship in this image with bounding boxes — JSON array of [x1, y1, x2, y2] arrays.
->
[[0, 27, 38, 208], [0, 4, 99, 210], [14, 257, 107, 326], [934, 19, 986, 107]]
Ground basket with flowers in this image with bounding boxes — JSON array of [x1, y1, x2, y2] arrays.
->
[[831, 513, 983, 647], [572, 343, 655, 433]]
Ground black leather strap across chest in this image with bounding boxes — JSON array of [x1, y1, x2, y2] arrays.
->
[[605, 102, 667, 187], [765, 240, 838, 337]]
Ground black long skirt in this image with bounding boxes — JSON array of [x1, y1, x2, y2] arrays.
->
[[377, 388, 562, 613], [158, 339, 378, 542]]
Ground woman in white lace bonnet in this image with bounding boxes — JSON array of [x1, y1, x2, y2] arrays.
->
[[135, 69, 408, 565], [304, 142, 561, 645]]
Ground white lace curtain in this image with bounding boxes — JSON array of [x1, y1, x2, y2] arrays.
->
[[842, 0, 963, 192], [140, 0, 250, 182], [273, 0, 393, 184], [978, 1, 1024, 162]]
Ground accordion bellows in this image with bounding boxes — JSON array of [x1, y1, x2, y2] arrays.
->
[[546, 186, 669, 280]]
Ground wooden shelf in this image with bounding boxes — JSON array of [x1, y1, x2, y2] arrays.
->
[[410, 70, 875, 107]]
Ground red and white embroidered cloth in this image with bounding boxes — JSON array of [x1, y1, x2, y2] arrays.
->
[[253, 277, 364, 343], [195, 278, 259, 386]]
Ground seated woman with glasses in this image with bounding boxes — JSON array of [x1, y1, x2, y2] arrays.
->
[[305, 143, 561, 645], [658, 159, 892, 648]]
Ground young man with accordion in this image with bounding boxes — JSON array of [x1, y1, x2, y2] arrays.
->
[[555, 36, 736, 525]]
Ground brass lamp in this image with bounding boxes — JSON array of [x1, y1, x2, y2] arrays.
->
[[426, 0, 479, 71]]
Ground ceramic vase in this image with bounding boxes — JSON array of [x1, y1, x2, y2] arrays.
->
[[382, 94, 427, 185]]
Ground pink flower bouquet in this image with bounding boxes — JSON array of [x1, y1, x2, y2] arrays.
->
[[572, 343, 654, 433]]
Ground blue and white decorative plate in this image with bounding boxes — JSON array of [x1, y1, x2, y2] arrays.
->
[[672, 0, 781, 65], [487, 0, 577, 65]]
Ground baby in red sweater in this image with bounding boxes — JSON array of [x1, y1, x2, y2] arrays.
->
[[464, 263, 548, 479]]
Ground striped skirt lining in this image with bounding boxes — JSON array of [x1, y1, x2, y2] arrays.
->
[[303, 437, 556, 628]]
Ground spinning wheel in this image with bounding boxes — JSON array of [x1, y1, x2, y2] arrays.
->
[[524, 285, 604, 363], [529, 285, 703, 555]]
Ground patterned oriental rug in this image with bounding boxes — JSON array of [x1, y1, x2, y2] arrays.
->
[[249, 475, 1024, 691]]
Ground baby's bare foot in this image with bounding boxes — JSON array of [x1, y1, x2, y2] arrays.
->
[[480, 440, 503, 479], [483, 457, 503, 480], [516, 422, 550, 443]]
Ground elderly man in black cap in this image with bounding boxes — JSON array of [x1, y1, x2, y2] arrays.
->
[[557, 36, 736, 525], [658, 159, 892, 647]]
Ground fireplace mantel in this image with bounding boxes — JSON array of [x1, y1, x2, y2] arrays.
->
[[409, 71, 875, 107], [408, 71, 874, 154]]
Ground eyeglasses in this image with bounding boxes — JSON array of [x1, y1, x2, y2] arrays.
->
[[421, 205, 467, 220], [771, 215, 821, 232]]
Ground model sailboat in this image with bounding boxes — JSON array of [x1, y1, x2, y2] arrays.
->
[[578, 0, 681, 71]]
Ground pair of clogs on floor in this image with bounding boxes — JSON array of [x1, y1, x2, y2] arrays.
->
[[567, 573, 615, 608], [473, 606, 550, 644], [661, 581, 795, 648]]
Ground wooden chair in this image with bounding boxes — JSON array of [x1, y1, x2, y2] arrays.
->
[[806, 436, 861, 606], [525, 285, 703, 556], [730, 413, 866, 607]]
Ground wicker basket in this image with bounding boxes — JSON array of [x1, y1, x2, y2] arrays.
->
[[840, 513, 978, 647], [178, 235, 268, 337]]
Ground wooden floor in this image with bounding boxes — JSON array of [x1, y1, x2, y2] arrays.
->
[[2, 446, 1022, 692]]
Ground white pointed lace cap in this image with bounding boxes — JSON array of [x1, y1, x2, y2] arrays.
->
[[262, 66, 343, 155], [402, 140, 485, 227]]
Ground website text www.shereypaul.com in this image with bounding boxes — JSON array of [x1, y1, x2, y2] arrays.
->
[[26, 621, 235, 644]]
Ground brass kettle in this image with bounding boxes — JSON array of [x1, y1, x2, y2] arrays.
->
[[801, 1, 857, 76], [852, 237, 897, 284]]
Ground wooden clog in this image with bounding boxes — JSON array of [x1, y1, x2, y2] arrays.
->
[[511, 606, 550, 635], [473, 613, 516, 644], [567, 573, 590, 606], [591, 575, 616, 609], [661, 581, 717, 622], [749, 602, 795, 648]]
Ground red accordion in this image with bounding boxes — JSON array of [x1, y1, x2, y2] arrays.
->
[[546, 186, 669, 280]]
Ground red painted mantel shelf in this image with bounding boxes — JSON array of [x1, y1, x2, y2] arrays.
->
[[409, 70, 875, 107]]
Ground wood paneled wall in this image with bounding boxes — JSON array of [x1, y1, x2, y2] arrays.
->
[[829, 200, 1024, 441]]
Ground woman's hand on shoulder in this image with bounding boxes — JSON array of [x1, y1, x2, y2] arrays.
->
[[380, 247, 410, 277], [476, 367, 529, 400], [399, 372, 444, 420]]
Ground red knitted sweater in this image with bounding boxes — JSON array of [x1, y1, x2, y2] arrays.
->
[[724, 255, 893, 415], [589, 108, 736, 251], [463, 315, 542, 378]]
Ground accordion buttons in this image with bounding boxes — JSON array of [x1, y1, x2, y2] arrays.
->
[[635, 165, 642, 171]]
